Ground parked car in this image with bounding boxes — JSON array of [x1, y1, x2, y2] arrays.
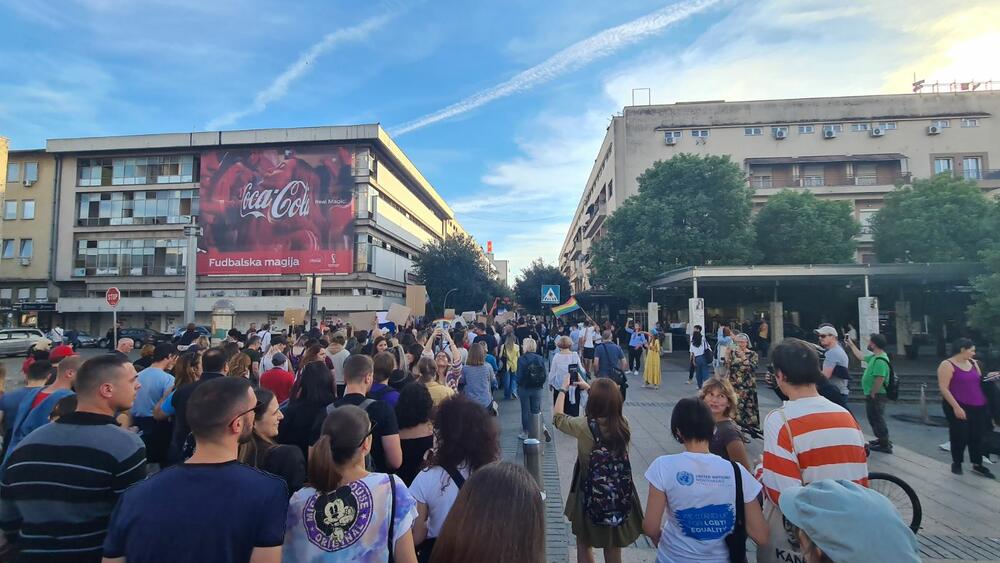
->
[[0, 328, 48, 357], [75, 331, 100, 348], [172, 325, 213, 342], [118, 328, 173, 346]]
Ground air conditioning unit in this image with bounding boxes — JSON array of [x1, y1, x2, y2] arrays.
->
[[870, 128, 884, 137], [823, 129, 837, 139], [927, 125, 941, 135], [665, 136, 677, 146], [19, 257, 31, 266], [23, 180, 34, 187], [774, 129, 787, 140]]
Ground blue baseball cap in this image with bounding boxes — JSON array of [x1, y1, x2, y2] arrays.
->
[[779, 480, 920, 562]]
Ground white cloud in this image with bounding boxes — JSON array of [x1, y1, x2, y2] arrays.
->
[[391, 0, 722, 136], [204, 13, 394, 130], [468, 0, 1000, 281]]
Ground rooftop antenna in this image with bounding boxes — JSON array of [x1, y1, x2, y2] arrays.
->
[[632, 88, 651, 106]]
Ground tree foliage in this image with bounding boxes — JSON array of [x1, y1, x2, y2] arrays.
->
[[412, 233, 499, 317], [753, 190, 859, 264], [590, 154, 756, 304], [513, 259, 571, 315], [872, 174, 994, 263]]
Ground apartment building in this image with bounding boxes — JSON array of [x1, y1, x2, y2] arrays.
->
[[560, 91, 1000, 293], [1, 145, 57, 328], [47, 125, 466, 334]]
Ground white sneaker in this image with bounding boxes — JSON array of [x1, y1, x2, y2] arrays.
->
[[939, 441, 951, 452]]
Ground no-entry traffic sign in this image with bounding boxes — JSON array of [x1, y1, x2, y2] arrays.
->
[[106, 287, 121, 308]]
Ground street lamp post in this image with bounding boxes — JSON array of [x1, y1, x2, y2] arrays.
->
[[442, 288, 457, 317], [183, 222, 203, 325]]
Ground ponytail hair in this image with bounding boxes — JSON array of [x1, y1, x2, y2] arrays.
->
[[308, 405, 371, 493]]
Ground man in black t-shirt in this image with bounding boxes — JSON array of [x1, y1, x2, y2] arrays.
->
[[311, 354, 401, 473], [472, 323, 496, 356], [244, 336, 263, 384], [167, 348, 227, 463]]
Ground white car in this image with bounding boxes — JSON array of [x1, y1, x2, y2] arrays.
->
[[0, 328, 48, 357]]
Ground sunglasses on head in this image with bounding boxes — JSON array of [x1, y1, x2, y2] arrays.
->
[[230, 400, 263, 427], [357, 423, 377, 448]]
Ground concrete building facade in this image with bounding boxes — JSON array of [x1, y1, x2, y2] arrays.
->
[[46, 125, 466, 335], [560, 91, 1000, 293], [1, 145, 57, 328]]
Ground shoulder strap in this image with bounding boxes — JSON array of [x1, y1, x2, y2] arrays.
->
[[360, 398, 376, 410], [444, 465, 466, 489], [730, 461, 745, 526], [387, 474, 396, 563]]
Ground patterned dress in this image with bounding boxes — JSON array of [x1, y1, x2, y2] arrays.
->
[[726, 348, 760, 433]]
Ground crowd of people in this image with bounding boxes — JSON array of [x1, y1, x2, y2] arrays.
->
[[1, 311, 990, 562]]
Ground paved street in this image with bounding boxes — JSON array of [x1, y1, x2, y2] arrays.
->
[[496, 353, 1000, 562]]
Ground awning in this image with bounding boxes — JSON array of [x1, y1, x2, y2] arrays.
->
[[745, 153, 906, 166], [650, 263, 982, 290]]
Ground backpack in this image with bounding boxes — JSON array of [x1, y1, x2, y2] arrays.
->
[[582, 419, 634, 526], [522, 359, 548, 389], [598, 344, 627, 389], [873, 356, 898, 400]]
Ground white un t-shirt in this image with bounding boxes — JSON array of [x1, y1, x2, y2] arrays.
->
[[645, 451, 762, 563], [408, 464, 470, 539]]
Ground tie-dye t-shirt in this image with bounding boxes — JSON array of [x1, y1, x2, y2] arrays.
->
[[283, 473, 417, 562]]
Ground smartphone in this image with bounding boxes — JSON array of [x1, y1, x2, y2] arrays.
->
[[568, 364, 580, 384]]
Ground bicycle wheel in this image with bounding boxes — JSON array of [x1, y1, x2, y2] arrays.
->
[[868, 471, 922, 533]]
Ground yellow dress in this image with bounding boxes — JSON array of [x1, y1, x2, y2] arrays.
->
[[643, 338, 661, 385]]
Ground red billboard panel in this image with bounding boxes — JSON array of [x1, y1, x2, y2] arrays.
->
[[198, 146, 355, 275]]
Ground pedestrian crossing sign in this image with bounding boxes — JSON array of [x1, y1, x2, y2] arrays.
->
[[541, 285, 560, 305]]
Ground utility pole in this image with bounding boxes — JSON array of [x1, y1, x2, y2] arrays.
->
[[183, 221, 203, 325]]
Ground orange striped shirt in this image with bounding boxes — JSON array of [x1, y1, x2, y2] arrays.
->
[[761, 396, 869, 504]]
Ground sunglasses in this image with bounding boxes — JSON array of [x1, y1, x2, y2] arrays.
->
[[230, 400, 263, 427], [357, 423, 377, 448]]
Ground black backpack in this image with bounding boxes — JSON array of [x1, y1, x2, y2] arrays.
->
[[522, 359, 547, 389], [873, 356, 898, 400]]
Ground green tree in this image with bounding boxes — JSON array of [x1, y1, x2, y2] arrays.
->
[[872, 174, 993, 263], [967, 202, 1000, 343], [590, 154, 756, 304], [754, 190, 859, 264], [513, 259, 571, 315], [412, 233, 496, 317]]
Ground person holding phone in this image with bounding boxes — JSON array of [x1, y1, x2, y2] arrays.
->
[[549, 335, 584, 417]]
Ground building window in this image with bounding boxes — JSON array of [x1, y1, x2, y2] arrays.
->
[[822, 124, 843, 133], [932, 119, 950, 129], [877, 122, 897, 130], [664, 131, 682, 140], [961, 118, 979, 128], [858, 210, 878, 234], [19, 239, 32, 259], [17, 288, 29, 301], [744, 127, 762, 136], [607, 180, 613, 197], [78, 155, 197, 187], [798, 125, 815, 134], [963, 157, 983, 180], [850, 123, 870, 132], [6, 163, 18, 183], [934, 158, 953, 175], [21, 201, 35, 220], [750, 176, 773, 188], [1, 239, 13, 259], [691, 130, 710, 138], [0, 288, 10, 302], [77, 190, 199, 226], [24, 162, 38, 183], [3, 201, 16, 220], [35, 287, 47, 301], [73, 238, 187, 277]]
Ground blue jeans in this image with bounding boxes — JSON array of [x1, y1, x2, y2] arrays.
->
[[694, 355, 710, 388], [504, 369, 518, 399], [519, 387, 543, 434]]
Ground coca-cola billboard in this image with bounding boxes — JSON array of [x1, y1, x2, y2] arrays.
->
[[198, 146, 355, 275]]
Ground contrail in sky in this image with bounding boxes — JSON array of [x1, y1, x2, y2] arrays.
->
[[205, 14, 394, 130], [391, 0, 721, 136]]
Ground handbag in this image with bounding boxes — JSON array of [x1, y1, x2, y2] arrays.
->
[[725, 460, 747, 563]]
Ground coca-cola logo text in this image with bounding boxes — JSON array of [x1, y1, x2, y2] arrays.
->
[[240, 180, 311, 220]]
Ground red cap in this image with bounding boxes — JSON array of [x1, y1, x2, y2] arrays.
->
[[50, 344, 78, 363]]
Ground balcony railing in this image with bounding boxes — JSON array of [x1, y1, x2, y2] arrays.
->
[[749, 177, 772, 189], [962, 169, 1000, 181], [853, 175, 878, 186]]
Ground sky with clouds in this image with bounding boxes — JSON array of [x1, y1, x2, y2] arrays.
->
[[2, 0, 999, 281]]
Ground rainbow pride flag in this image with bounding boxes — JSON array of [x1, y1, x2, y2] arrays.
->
[[551, 296, 581, 317]]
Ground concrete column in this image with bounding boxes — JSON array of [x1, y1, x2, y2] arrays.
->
[[895, 300, 912, 355], [769, 302, 784, 343], [858, 297, 879, 351], [689, 298, 705, 335]]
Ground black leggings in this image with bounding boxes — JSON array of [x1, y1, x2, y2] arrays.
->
[[628, 347, 642, 372], [942, 400, 990, 465]]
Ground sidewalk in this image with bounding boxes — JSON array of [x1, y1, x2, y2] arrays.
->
[[496, 357, 1000, 562]]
